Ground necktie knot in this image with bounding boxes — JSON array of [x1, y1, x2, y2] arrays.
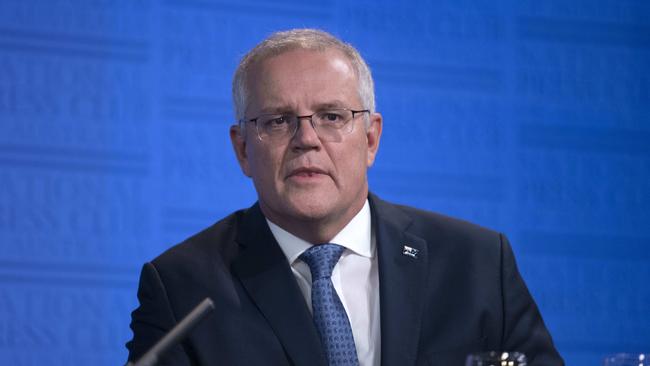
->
[[300, 243, 345, 281]]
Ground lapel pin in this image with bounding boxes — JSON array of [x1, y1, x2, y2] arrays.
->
[[402, 245, 419, 259]]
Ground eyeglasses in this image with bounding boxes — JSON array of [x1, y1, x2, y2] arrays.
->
[[240, 108, 370, 142]]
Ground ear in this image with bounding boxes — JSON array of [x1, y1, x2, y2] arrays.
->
[[230, 124, 252, 177], [365, 112, 383, 167]]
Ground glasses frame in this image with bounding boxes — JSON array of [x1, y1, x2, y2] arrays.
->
[[239, 108, 370, 141]]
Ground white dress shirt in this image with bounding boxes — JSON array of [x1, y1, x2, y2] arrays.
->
[[267, 200, 381, 366]]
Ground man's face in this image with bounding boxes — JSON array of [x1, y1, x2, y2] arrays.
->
[[230, 48, 382, 240]]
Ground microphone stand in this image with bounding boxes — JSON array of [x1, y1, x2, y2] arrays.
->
[[127, 298, 215, 366]]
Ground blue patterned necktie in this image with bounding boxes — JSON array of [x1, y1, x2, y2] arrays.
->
[[300, 244, 360, 366]]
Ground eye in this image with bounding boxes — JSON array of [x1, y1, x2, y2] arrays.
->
[[273, 116, 290, 125], [319, 111, 344, 123], [262, 115, 291, 127]]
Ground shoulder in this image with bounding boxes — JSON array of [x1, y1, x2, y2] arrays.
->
[[370, 194, 505, 255], [149, 207, 249, 276], [397, 202, 498, 239]]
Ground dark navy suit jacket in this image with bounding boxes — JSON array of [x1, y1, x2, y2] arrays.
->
[[127, 194, 563, 365]]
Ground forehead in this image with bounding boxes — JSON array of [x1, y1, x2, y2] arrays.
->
[[245, 48, 361, 114]]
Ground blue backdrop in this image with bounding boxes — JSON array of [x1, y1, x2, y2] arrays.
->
[[1, 1, 648, 365]]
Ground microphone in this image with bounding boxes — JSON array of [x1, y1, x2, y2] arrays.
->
[[127, 297, 215, 366]]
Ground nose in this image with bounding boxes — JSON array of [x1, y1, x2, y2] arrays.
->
[[291, 116, 321, 150]]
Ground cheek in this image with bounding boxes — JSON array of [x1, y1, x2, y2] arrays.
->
[[247, 144, 283, 182], [336, 143, 368, 184]]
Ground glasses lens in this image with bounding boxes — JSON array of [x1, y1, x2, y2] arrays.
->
[[256, 114, 294, 140], [313, 109, 356, 140], [314, 109, 353, 129]]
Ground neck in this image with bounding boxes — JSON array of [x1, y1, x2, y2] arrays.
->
[[261, 195, 367, 244]]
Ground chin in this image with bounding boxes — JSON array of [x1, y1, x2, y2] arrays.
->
[[287, 201, 334, 222]]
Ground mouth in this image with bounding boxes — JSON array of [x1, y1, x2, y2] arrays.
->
[[287, 167, 329, 179]]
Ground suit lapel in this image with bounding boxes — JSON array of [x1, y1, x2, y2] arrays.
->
[[231, 203, 326, 366], [370, 194, 429, 366]]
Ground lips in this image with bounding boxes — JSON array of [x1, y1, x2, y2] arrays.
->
[[287, 167, 328, 178]]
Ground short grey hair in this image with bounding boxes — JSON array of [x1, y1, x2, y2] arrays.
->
[[232, 28, 375, 122]]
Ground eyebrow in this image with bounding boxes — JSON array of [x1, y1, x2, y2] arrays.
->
[[313, 101, 348, 110], [258, 106, 294, 115], [259, 100, 349, 115]]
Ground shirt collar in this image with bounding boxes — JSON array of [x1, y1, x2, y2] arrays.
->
[[267, 199, 373, 265]]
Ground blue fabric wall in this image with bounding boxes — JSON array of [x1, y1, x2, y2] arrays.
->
[[0, 1, 648, 365]]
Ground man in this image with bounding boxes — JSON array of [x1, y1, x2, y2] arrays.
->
[[127, 29, 563, 366]]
